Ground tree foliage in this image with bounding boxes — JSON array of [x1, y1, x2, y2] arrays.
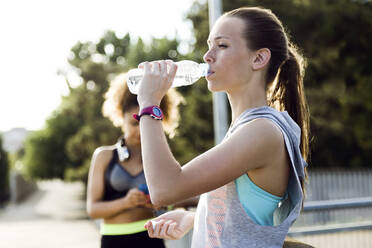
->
[[22, 0, 372, 183], [187, 0, 372, 168], [23, 31, 199, 182]]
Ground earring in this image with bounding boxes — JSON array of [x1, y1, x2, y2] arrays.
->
[[116, 136, 130, 161]]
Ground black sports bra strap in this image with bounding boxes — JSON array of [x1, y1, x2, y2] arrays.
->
[[111, 148, 118, 161]]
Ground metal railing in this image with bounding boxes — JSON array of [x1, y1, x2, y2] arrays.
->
[[289, 197, 372, 236], [287, 169, 372, 247], [303, 197, 372, 211]]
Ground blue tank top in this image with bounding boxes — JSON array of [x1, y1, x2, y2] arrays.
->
[[103, 149, 146, 201], [236, 173, 283, 226]]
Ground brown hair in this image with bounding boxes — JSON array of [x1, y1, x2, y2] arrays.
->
[[102, 73, 184, 138], [224, 7, 310, 197]]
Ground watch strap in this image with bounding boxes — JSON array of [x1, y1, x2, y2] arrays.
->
[[133, 105, 164, 121]]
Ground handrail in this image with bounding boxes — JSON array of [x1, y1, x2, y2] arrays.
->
[[287, 196, 372, 236], [303, 196, 372, 211], [289, 221, 372, 236]]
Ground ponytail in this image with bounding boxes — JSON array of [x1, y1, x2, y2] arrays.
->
[[268, 44, 310, 195]]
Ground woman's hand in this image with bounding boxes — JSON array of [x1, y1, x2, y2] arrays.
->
[[123, 188, 149, 208], [137, 60, 177, 109], [144, 209, 195, 240]]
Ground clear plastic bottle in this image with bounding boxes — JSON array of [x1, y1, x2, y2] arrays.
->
[[126, 60, 209, 94]]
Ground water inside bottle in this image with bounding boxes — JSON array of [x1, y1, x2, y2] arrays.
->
[[172, 74, 200, 87], [127, 69, 142, 94], [126, 61, 209, 94]]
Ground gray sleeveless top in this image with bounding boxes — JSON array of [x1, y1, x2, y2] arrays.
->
[[103, 149, 146, 201], [191, 106, 307, 248]]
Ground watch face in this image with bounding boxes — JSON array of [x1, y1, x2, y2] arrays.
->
[[152, 106, 163, 118]]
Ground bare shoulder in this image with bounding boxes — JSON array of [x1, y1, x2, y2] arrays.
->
[[228, 118, 285, 166], [251, 118, 283, 142], [91, 145, 115, 170], [176, 117, 287, 195], [233, 118, 283, 143]]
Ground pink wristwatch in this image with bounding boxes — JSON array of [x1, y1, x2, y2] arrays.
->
[[133, 106, 164, 121]]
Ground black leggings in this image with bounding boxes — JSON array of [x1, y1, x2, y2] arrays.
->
[[101, 231, 165, 248]]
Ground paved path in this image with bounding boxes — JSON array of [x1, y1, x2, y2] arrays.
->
[[0, 180, 100, 248]]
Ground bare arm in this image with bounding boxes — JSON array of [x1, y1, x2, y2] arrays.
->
[[137, 60, 285, 206], [141, 116, 283, 206], [86, 147, 148, 219]]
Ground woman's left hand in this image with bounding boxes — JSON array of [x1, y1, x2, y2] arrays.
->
[[144, 209, 195, 240], [137, 60, 177, 109]]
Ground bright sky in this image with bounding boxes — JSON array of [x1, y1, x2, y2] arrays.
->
[[0, 0, 199, 132]]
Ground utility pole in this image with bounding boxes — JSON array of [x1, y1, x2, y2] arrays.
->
[[208, 0, 229, 144]]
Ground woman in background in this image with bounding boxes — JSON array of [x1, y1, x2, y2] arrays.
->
[[86, 73, 183, 248]]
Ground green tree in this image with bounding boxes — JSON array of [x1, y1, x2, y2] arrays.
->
[[23, 0, 372, 185], [22, 31, 195, 183], [187, 0, 372, 168], [23, 31, 126, 181]]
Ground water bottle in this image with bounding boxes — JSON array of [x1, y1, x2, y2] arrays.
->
[[138, 183, 151, 202], [126, 60, 209, 94], [138, 183, 149, 195]]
